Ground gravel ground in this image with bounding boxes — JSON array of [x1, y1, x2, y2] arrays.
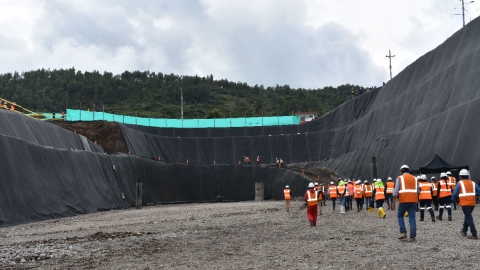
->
[[1, 200, 479, 269]]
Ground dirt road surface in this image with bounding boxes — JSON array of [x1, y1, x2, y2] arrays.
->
[[1, 200, 478, 269]]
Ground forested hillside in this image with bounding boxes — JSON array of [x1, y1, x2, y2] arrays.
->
[[0, 68, 370, 118]]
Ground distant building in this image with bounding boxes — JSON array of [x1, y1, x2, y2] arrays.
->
[[295, 111, 319, 124]]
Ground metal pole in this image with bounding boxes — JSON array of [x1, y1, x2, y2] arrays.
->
[[372, 157, 378, 180], [181, 88, 183, 128], [386, 50, 395, 80], [462, 0, 465, 27]]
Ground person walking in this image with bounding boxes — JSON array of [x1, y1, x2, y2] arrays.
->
[[337, 180, 349, 214], [346, 180, 354, 212], [372, 179, 386, 218], [314, 183, 323, 215], [452, 169, 480, 239], [431, 176, 439, 211], [447, 171, 457, 210], [328, 182, 338, 212], [284, 185, 291, 212], [436, 173, 453, 221], [354, 180, 364, 212], [256, 156, 260, 165], [418, 175, 436, 222], [364, 180, 373, 210], [386, 177, 395, 210], [320, 183, 327, 206], [392, 165, 419, 241], [304, 183, 320, 226]]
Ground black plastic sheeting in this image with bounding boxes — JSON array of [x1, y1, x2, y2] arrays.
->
[[0, 110, 103, 153], [0, 133, 310, 227], [410, 154, 469, 174], [120, 16, 480, 181]]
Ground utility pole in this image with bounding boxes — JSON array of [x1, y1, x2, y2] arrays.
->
[[386, 50, 395, 80], [453, 0, 474, 27], [180, 88, 183, 128]]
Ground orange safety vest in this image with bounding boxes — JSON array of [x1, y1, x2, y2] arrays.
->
[[398, 174, 418, 203], [354, 185, 363, 198], [320, 186, 325, 195], [418, 182, 432, 200], [364, 184, 373, 197], [459, 180, 476, 206], [337, 185, 349, 197], [329, 186, 338, 198], [315, 187, 323, 200], [438, 179, 452, 198], [448, 176, 456, 191], [257, 157, 260, 162], [284, 189, 291, 200], [347, 184, 354, 196], [375, 186, 385, 200], [386, 182, 394, 194], [306, 190, 318, 206], [432, 182, 438, 196]]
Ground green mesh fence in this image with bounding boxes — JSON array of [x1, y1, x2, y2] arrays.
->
[[65, 109, 300, 128]]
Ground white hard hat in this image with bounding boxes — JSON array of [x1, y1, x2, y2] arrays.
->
[[308, 182, 315, 188], [431, 176, 436, 179], [376, 179, 382, 182], [401, 165, 409, 170], [420, 174, 427, 180], [285, 185, 289, 189], [364, 180, 368, 183], [330, 182, 334, 184], [447, 171, 452, 175], [356, 180, 361, 184], [387, 177, 392, 181], [348, 180, 352, 183], [314, 182, 319, 186], [440, 172, 448, 178], [459, 169, 470, 176]]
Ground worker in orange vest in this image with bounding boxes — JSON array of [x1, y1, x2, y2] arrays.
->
[[363, 180, 373, 209], [386, 177, 395, 210], [244, 156, 247, 165], [327, 181, 337, 212], [431, 176, 439, 211], [418, 174, 436, 222], [436, 172, 453, 221], [280, 158, 284, 168], [11, 102, 16, 111], [452, 169, 480, 239], [447, 171, 457, 210], [354, 180, 364, 212], [319, 183, 326, 206], [346, 180, 354, 212], [284, 185, 291, 212], [372, 179, 386, 218], [256, 156, 260, 165], [336, 180, 349, 214], [392, 165, 419, 241], [276, 158, 279, 168], [314, 183, 322, 215], [61, 111, 66, 119], [304, 182, 320, 226]]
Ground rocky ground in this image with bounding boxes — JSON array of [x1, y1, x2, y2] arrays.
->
[[1, 200, 478, 269]]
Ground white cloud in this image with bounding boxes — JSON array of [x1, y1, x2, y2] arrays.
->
[[0, 0, 479, 88]]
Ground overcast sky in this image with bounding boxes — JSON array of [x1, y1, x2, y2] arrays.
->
[[1, 0, 479, 89]]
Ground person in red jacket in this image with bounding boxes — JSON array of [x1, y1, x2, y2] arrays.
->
[[304, 182, 320, 226]]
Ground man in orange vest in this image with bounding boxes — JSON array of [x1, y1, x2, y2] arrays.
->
[[392, 165, 419, 241], [320, 183, 326, 206], [447, 171, 457, 210], [256, 156, 260, 165], [304, 182, 320, 226], [386, 177, 395, 210], [418, 174, 435, 222], [337, 180, 349, 214], [372, 179, 386, 218], [276, 158, 279, 168], [280, 158, 283, 168], [431, 176, 439, 211], [346, 180, 354, 212], [436, 173, 453, 221], [364, 180, 373, 209], [354, 180, 364, 212], [314, 183, 322, 215], [452, 169, 480, 239], [284, 185, 291, 212], [327, 181, 338, 212]]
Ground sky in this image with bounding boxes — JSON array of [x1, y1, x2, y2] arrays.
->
[[1, 0, 479, 89]]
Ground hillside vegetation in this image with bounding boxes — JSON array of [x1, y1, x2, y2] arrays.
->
[[0, 68, 367, 118]]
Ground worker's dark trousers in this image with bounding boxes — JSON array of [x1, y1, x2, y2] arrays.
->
[[438, 196, 452, 217], [453, 198, 457, 210], [331, 198, 336, 210], [365, 197, 372, 208], [432, 196, 439, 210], [419, 199, 435, 220], [323, 196, 327, 206], [385, 194, 393, 207], [355, 198, 363, 210], [376, 199, 384, 209], [462, 206, 477, 237]]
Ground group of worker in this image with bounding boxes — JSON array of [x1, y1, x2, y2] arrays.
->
[[0, 100, 16, 110], [284, 165, 479, 241], [276, 158, 284, 168]]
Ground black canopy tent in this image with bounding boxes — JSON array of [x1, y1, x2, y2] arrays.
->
[[410, 154, 469, 174]]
